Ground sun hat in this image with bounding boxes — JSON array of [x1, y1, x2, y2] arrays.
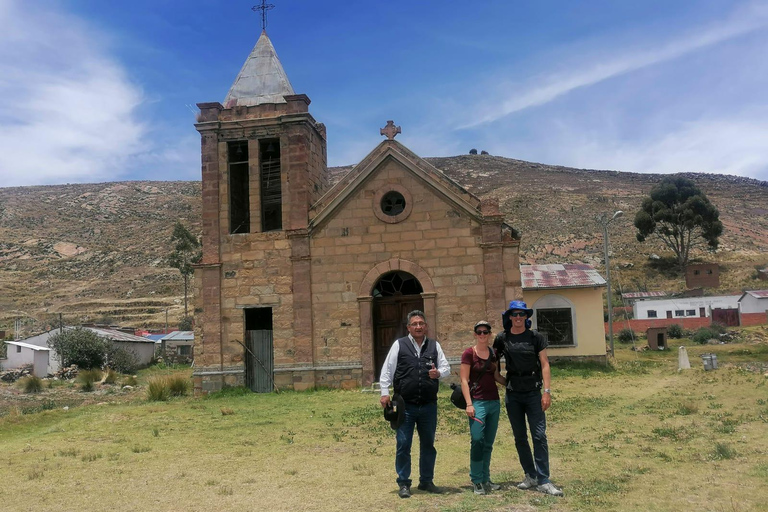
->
[[502, 300, 534, 331], [383, 393, 405, 430]]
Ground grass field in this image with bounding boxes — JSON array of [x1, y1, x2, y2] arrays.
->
[[1, 335, 767, 512]]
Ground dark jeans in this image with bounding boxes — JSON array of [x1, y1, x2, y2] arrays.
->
[[504, 389, 550, 484], [395, 401, 437, 486]]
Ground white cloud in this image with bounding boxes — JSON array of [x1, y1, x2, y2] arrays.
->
[[458, 4, 768, 129], [0, 1, 146, 186], [557, 117, 768, 179]]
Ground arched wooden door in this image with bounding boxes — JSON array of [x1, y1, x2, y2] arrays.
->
[[372, 271, 424, 380]]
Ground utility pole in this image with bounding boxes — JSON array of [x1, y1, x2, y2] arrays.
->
[[598, 210, 623, 358]]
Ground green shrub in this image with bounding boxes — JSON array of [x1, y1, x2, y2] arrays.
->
[[49, 328, 109, 369], [106, 346, 139, 374], [709, 322, 727, 335], [167, 375, 191, 397], [617, 328, 636, 344], [692, 327, 717, 344], [122, 375, 137, 387], [147, 377, 170, 401], [20, 376, 43, 394], [667, 324, 684, 339], [78, 369, 102, 392], [103, 369, 119, 385]]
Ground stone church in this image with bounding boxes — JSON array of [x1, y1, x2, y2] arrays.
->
[[192, 31, 522, 393]]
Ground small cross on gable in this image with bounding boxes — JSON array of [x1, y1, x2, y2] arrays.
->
[[380, 120, 401, 140]]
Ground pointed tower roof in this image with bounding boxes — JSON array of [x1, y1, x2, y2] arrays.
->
[[224, 31, 295, 108]]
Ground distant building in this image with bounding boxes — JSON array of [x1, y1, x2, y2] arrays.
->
[[2, 326, 155, 377], [521, 263, 607, 361], [685, 263, 719, 289], [621, 291, 668, 304], [633, 295, 740, 321]]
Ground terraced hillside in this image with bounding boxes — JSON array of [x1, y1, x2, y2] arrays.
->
[[1, 156, 766, 335]]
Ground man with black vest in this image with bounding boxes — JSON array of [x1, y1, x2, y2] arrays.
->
[[493, 300, 563, 497], [379, 310, 451, 499]]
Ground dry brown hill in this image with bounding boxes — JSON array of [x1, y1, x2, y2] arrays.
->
[[1, 155, 766, 335]]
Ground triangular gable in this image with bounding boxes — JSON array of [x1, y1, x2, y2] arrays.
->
[[309, 140, 483, 231]]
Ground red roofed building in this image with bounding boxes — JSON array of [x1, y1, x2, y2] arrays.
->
[[521, 264, 607, 362]]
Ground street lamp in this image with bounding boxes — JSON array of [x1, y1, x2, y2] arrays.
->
[[598, 210, 623, 358]]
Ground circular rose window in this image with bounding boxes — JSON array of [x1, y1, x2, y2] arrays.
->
[[381, 191, 406, 216], [373, 185, 413, 223]]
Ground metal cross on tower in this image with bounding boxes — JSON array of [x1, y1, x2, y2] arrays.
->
[[252, 1, 275, 31]]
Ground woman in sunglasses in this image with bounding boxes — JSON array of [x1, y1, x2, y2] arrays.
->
[[459, 320, 502, 495], [492, 300, 563, 497]]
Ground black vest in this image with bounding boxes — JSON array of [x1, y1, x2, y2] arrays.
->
[[499, 330, 542, 392], [393, 336, 440, 404]]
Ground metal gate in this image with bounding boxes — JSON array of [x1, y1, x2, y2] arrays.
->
[[245, 330, 274, 393], [712, 308, 739, 327]]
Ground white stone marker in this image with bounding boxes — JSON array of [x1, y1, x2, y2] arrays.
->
[[678, 346, 691, 370]]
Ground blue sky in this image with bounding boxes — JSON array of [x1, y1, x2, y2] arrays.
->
[[1, 0, 768, 186]]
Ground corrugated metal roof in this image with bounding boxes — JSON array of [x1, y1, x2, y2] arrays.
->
[[521, 263, 606, 290], [622, 291, 668, 299], [86, 327, 155, 343], [224, 31, 295, 108], [161, 331, 194, 341], [744, 290, 768, 298], [4, 341, 50, 351]]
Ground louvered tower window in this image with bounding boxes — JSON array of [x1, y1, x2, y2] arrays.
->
[[260, 139, 282, 231], [228, 141, 250, 234]]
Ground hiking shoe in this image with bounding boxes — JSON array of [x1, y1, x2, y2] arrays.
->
[[473, 482, 486, 495], [537, 482, 564, 496], [398, 485, 411, 498], [484, 481, 502, 492], [417, 482, 443, 494], [517, 475, 538, 490]]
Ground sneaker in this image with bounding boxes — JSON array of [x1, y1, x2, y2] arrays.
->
[[537, 482, 564, 496], [517, 475, 538, 490], [417, 482, 443, 494], [398, 485, 411, 499], [473, 482, 486, 495], [484, 481, 502, 492]]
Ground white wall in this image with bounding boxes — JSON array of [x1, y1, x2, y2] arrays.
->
[[740, 294, 768, 314], [633, 295, 741, 320]]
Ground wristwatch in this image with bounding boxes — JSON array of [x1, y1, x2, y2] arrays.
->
[[543, 388, 551, 394]]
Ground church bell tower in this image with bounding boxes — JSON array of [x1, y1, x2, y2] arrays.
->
[[192, 24, 327, 393]]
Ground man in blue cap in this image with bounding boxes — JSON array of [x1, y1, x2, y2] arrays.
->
[[493, 300, 563, 496]]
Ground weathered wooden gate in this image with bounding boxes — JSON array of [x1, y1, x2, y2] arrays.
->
[[245, 330, 274, 393], [712, 308, 739, 327]]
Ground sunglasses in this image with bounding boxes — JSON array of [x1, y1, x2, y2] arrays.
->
[[509, 311, 527, 317], [475, 330, 490, 335]]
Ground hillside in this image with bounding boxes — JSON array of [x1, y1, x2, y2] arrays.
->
[[1, 156, 766, 334]]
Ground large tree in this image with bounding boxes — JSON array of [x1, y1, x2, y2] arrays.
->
[[634, 176, 723, 269], [168, 221, 202, 318]]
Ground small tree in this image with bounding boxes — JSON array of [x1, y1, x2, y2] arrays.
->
[[634, 176, 723, 269], [178, 316, 194, 331], [49, 327, 109, 369], [168, 221, 202, 317]]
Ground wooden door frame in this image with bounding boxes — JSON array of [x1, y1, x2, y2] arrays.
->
[[357, 259, 436, 385]]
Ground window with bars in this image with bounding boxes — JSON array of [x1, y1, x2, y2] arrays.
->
[[260, 139, 282, 232], [647, 310, 658, 318], [228, 141, 250, 234], [535, 308, 574, 346]]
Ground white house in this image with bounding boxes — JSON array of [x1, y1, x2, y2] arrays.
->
[[2, 327, 156, 376], [739, 290, 768, 314], [2, 330, 61, 377], [633, 295, 741, 320]]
